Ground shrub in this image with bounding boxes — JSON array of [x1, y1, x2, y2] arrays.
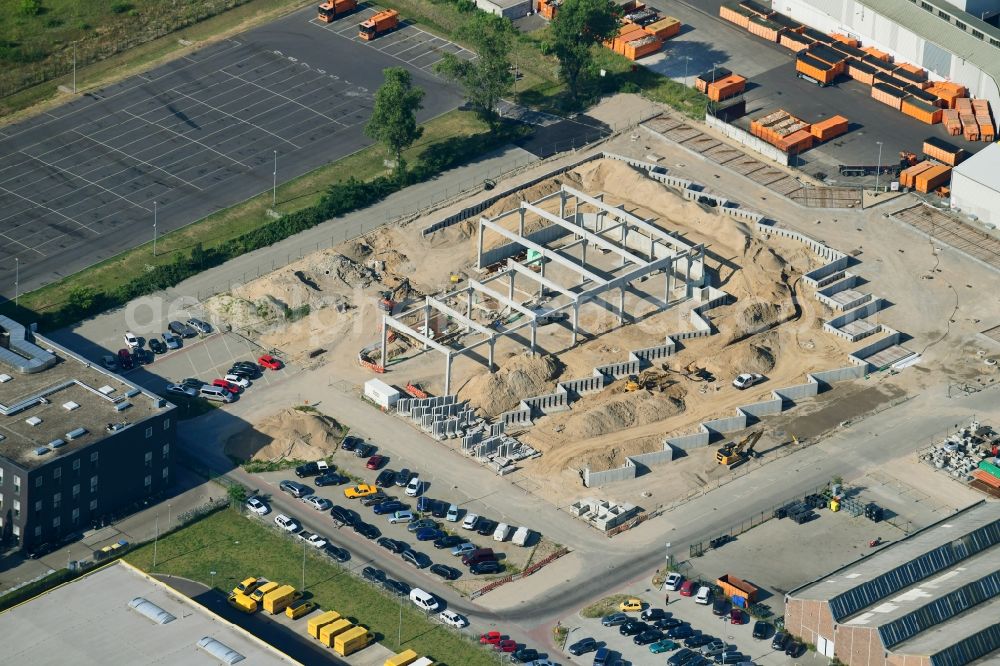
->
[[110, 2, 133, 14], [20, 0, 43, 17]]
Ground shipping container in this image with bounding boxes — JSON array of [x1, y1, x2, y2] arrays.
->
[[612, 26, 648, 53], [828, 39, 867, 61], [861, 45, 891, 61], [263, 585, 300, 614], [805, 43, 847, 71], [942, 109, 962, 135], [644, 16, 681, 39], [830, 33, 859, 47], [810, 115, 848, 141], [320, 619, 355, 648], [716, 574, 759, 602], [695, 66, 732, 92], [978, 122, 995, 142], [779, 31, 813, 52], [899, 161, 934, 189], [719, 2, 754, 29], [922, 137, 967, 166], [861, 54, 897, 74], [537, 0, 558, 19], [796, 53, 835, 86], [747, 15, 784, 42], [955, 97, 973, 113], [914, 164, 951, 193], [873, 70, 910, 92], [801, 27, 834, 44], [767, 12, 802, 32], [906, 85, 939, 105], [309, 611, 342, 638], [847, 60, 876, 85], [901, 97, 942, 124], [776, 128, 814, 153], [960, 113, 980, 140], [623, 34, 662, 60], [334, 626, 374, 657], [871, 83, 905, 110], [894, 66, 929, 87], [707, 74, 746, 101], [738, 0, 772, 17]]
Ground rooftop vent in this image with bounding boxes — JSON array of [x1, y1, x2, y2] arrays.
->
[[0, 374, 11, 383], [34, 446, 50, 456], [62, 401, 80, 411], [114, 402, 132, 412], [25, 416, 42, 426], [65, 427, 87, 440], [98, 385, 115, 395], [196, 637, 245, 665], [126, 388, 141, 398], [128, 597, 176, 625], [105, 422, 126, 433], [49, 439, 66, 448]]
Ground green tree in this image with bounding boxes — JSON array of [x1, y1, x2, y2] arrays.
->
[[364, 67, 425, 180], [435, 13, 515, 129], [66, 286, 98, 312], [20, 0, 43, 16], [548, 0, 621, 103], [226, 483, 247, 508]]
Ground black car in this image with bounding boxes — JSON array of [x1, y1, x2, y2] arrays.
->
[[375, 469, 396, 487], [353, 521, 380, 539], [355, 442, 375, 458], [476, 518, 498, 536], [377, 537, 408, 554], [470, 560, 504, 575], [667, 624, 693, 639], [641, 608, 667, 621], [25, 542, 55, 559], [619, 620, 648, 636], [168, 320, 197, 338], [785, 641, 803, 658], [315, 472, 348, 486], [430, 502, 449, 519], [714, 652, 745, 665], [430, 563, 461, 580], [634, 629, 664, 645], [711, 598, 728, 616], [231, 360, 260, 373], [228, 365, 260, 379], [330, 506, 356, 526], [361, 566, 385, 584], [685, 634, 712, 648], [360, 492, 389, 507], [567, 637, 597, 656], [433, 535, 466, 550], [401, 549, 431, 568], [667, 649, 696, 666], [295, 462, 321, 478], [752, 620, 770, 639], [323, 544, 350, 562], [771, 632, 788, 651], [181, 377, 203, 389], [383, 578, 411, 596], [655, 617, 683, 630], [511, 648, 539, 663], [340, 435, 361, 453], [148, 338, 166, 354], [373, 500, 407, 515], [394, 468, 412, 487]]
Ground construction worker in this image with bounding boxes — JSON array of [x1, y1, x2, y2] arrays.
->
[[664, 593, 670, 606]]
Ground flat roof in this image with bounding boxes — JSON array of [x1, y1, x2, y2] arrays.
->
[[0, 560, 299, 665], [0, 332, 172, 470], [952, 142, 1000, 190], [894, 594, 1000, 657], [791, 501, 1000, 601]]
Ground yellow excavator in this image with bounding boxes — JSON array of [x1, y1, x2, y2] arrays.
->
[[716, 430, 763, 468], [623, 370, 674, 393]]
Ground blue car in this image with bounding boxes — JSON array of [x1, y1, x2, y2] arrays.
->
[[373, 500, 407, 515], [416, 527, 443, 541]]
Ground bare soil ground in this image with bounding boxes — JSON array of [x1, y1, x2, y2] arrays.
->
[[224, 407, 344, 462]]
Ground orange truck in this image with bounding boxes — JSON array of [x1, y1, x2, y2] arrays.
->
[[360, 9, 398, 40], [317, 0, 356, 22]]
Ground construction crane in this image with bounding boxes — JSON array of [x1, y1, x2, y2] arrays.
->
[[716, 430, 763, 468]]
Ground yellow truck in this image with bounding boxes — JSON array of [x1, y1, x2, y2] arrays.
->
[[308, 610, 342, 639], [286, 599, 316, 620], [319, 619, 354, 648], [263, 585, 301, 614], [227, 592, 258, 614], [334, 625, 374, 656], [249, 581, 279, 604], [385, 649, 419, 666]]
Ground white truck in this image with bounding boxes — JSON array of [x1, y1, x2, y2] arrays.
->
[[511, 526, 531, 546]]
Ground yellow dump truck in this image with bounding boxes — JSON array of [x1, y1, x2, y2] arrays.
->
[[249, 581, 279, 604], [320, 619, 354, 648], [227, 592, 258, 613], [308, 610, 342, 639], [385, 649, 419, 666], [263, 585, 301, 614], [334, 625, 374, 656]]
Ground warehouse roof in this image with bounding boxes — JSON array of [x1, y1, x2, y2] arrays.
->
[[860, 0, 1000, 88], [893, 594, 1000, 657], [952, 141, 1000, 188], [0, 561, 298, 665]]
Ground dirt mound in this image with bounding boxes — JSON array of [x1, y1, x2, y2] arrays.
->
[[727, 302, 785, 342], [460, 353, 562, 416], [707, 335, 778, 377], [225, 408, 343, 462], [578, 434, 665, 472], [564, 389, 685, 439]]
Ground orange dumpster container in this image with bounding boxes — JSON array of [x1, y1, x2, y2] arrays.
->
[[747, 15, 784, 42], [644, 16, 681, 39], [922, 138, 967, 166], [871, 83, 906, 111], [847, 60, 876, 85], [914, 164, 951, 193], [899, 161, 933, 189], [776, 128, 814, 153], [707, 74, 746, 101], [622, 35, 662, 60], [861, 45, 891, 61], [796, 53, 835, 85], [779, 31, 813, 52], [830, 33, 859, 47], [719, 2, 754, 29], [901, 97, 943, 124], [810, 115, 848, 141]]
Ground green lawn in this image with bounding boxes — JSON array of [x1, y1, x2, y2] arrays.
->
[[126, 508, 498, 666]]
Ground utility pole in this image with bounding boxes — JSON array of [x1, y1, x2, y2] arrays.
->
[[153, 201, 158, 256], [272, 150, 278, 207], [73, 42, 77, 94], [301, 540, 306, 590], [152, 513, 159, 570], [875, 141, 884, 192], [14, 257, 19, 307]]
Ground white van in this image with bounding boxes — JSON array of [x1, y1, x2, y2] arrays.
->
[[409, 587, 440, 612], [512, 526, 531, 546], [200, 385, 233, 403], [695, 585, 712, 604], [493, 522, 511, 542]]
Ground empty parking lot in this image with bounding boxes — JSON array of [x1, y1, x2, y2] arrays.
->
[[0, 4, 461, 298]]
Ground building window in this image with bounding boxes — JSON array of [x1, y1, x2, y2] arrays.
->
[[162, 467, 169, 481], [144, 475, 152, 488], [53, 467, 61, 480], [0, 493, 3, 512], [53, 492, 61, 510], [145, 426, 153, 438], [13, 524, 20, 538], [89, 499, 98, 511], [162, 443, 170, 459], [920, 1, 932, 10], [35, 476, 42, 488], [34, 500, 42, 513], [90, 475, 98, 492], [163, 418, 171, 431], [72, 459, 81, 472], [13, 500, 21, 518], [955, 20, 966, 30], [144, 451, 153, 468], [34, 526, 42, 537], [13, 476, 20, 494], [72, 484, 80, 499], [72, 508, 79, 523], [90, 451, 99, 467], [52, 516, 60, 528], [991, 38, 1000, 48], [0, 468, 3, 486], [972, 29, 984, 40]]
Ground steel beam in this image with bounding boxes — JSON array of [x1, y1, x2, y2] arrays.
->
[[479, 218, 606, 284], [383, 317, 451, 356], [426, 296, 495, 339], [468, 279, 538, 320], [506, 261, 578, 302], [522, 202, 647, 266]]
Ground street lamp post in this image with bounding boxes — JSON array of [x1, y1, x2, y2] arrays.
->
[[875, 141, 884, 192], [272, 150, 278, 207], [14, 257, 19, 307], [682, 56, 693, 86], [73, 42, 77, 94], [152, 513, 159, 570], [210, 570, 216, 590], [152, 201, 157, 256]]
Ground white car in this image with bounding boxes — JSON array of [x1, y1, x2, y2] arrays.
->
[[732, 373, 764, 389], [162, 331, 181, 350], [446, 504, 460, 522], [274, 514, 298, 532], [695, 585, 712, 604], [165, 383, 197, 397], [664, 572, 683, 591], [462, 513, 479, 530], [438, 609, 468, 628], [124, 331, 140, 349], [302, 533, 327, 548], [304, 496, 332, 511], [405, 476, 422, 497], [246, 497, 270, 516], [224, 374, 251, 388], [388, 510, 414, 524]]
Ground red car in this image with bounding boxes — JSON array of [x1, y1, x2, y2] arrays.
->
[[212, 378, 240, 393], [117, 349, 133, 370], [679, 580, 697, 596], [479, 631, 502, 645], [730, 607, 744, 625], [366, 454, 386, 470], [258, 354, 282, 370], [495, 639, 517, 653]]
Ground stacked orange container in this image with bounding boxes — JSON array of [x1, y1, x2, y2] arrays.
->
[[899, 161, 934, 189], [861, 46, 891, 61], [901, 97, 942, 124], [914, 164, 951, 193], [942, 109, 962, 135], [644, 16, 680, 39], [830, 33, 859, 47], [748, 15, 784, 42], [719, 2, 755, 28], [707, 75, 747, 101]]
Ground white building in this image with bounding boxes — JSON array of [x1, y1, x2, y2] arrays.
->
[[472, 0, 532, 19], [776, 0, 1000, 106], [950, 141, 1000, 225]]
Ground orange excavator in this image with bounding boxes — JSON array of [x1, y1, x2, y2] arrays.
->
[[317, 0, 356, 22]]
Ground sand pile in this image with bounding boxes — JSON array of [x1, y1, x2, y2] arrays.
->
[[564, 389, 685, 439], [460, 353, 562, 416], [225, 408, 343, 462]]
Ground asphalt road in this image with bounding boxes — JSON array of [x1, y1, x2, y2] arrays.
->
[[0, 4, 462, 298]]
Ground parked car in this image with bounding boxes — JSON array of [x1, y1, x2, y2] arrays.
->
[[353, 521, 380, 540], [187, 317, 212, 334], [378, 537, 408, 554], [323, 544, 350, 562], [450, 542, 476, 557], [729, 608, 744, 625], [394, 468, 412, 487], [461, 547, 496, 567], [162, 331, 181, 349], [620, 597, 643, 612], [123, 331, 140, 349], [168, 320, 197, 338], [258, 354, 282, 370], [295, 461, 326, 478], [668, 624, 693, 640], [366, 454, 386, 470], [344, 484, 377, 499], [476, 518, 497, 536], [340, 435, 360, 453], [511, 647, 539, 663], [405, 476, 423, 497], [229, 362, 260, 377], [101, 355, 117, 370], [433, 535, 465, 550], [315, 472, 348, 486], [373, 500, 407, 515], [470, 560, 504, 575], [712, 598, 728, 616], [375, 469, 396, 487], [784, 641, 803, 658], [246, 497, 269, 515], [446, 504, 460, 522], [274, 514, 298, 532], [330, 506, 356, 526], [117, 349, 133, 370], [495, 639, 517, 653], [360, 492, 389, 507], [567, 637, 597, 655], [679, 580, 697, 596], [401, 549, 431, 568], [732, 372, 763, 389], [635, 628, 664, 646], [752, 620, 770, 639], [438, 609, 467, 628], [601, 612, 628, 627], [655, 617, 683, 630], [431, 502, 449, 519], [702, 641, 733, 657], [361, 566, 385, 584], [462, 513, 479, 530], [686, 634, 713, 648], [770, 633, 788, 651], [665, 572, 683, 590], [695, 586, 712, 604], [165, 383, 196, 397], [592, 647, 611, 666], [407, 518, 437, 533], [299, 532, 327, 548], [668, 648, 696, 666], [480, 631, 502, 646], [650, 638, 680, 654], [416, 496, 435, 513], [714, 651, 746, 665], [354, 442, 374, 458], [212, 378, 240, 393], [430, 563, 460, 580], [305, 496, 332, 511], [388, 510, 414, 524], [279, 480, 311, 498], [224, 374, 251, 388], [383, 578, 410, 597], [148, 338, 166, 354], [620, 620, 648, 636]]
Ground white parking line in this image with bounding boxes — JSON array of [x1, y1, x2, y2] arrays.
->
[[169, 89, 302, 150], [218, 70, 347, 127], [121, 109, 251, 169], [70, 130, 206, 191]]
